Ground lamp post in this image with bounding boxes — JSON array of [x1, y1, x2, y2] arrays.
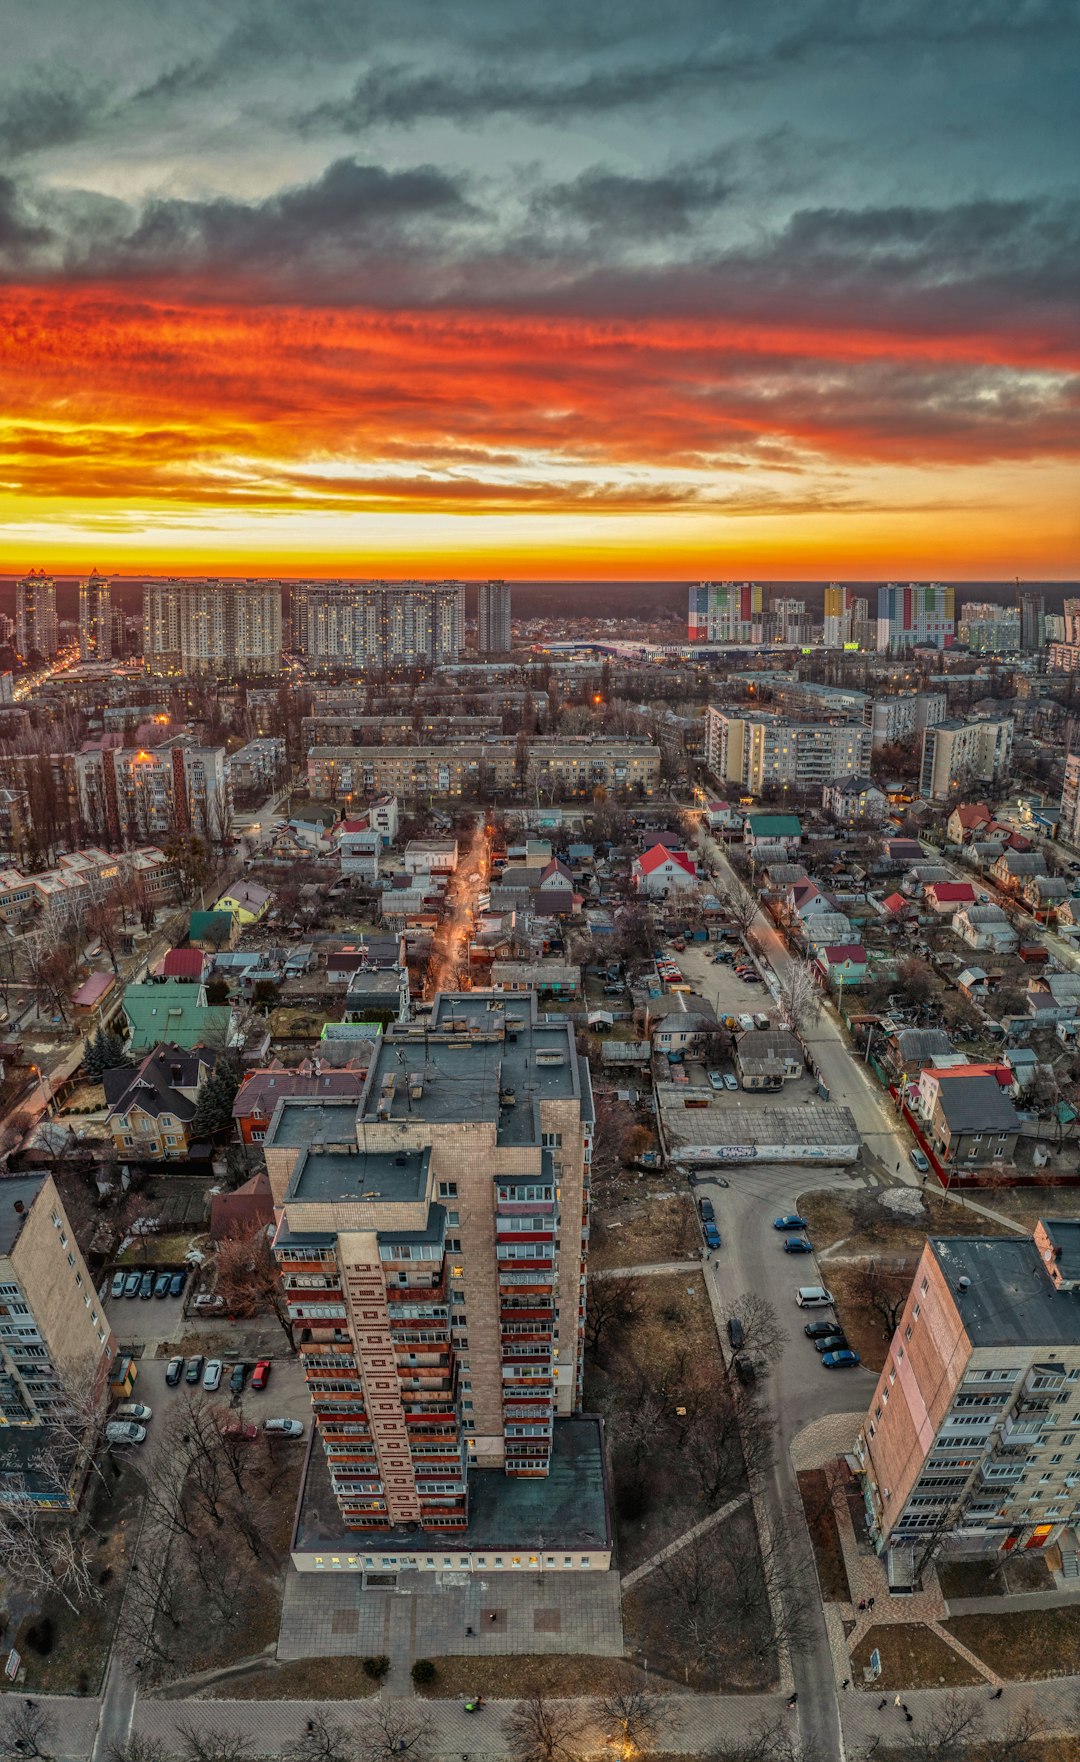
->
[[27, 1062, 52, 1118]]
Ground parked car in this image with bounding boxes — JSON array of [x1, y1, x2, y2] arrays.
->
[[738, 1014, 756, 1032], [723, 1072, 739, 1091], [697, 1197, 716, 1223], [813, 1334, 849, 1354], [774, 1215, 809, 1231], [138, 1272, 154, 1299], [707, 1070, 724, 1091], [110, 1271, 126, 1299], [115, 1402, 152, 1421], [105, 1421, 146, 1446], [123, 1271, 141, 1297], [203, 1360, 223, 1391], [220, 1420, 258, 1442], [229, 1362, 249, 1394], [733, 1352, 756, 1386], [804, 1320, 838, 1339], [250, 1359, 271, 1391], [703, 1221, 722, 1251], [185, 1355, 204, 1384], [169, 1269, 187, 1298], [783, 1237, 814, 1254], [263, 1418, 305, 1438], [796, 1286, 834, 1307], [821, 1349, 861, 1369], [909, 1148, 930, 1174], [727, 1316, 745, 1350], [154, 1272, 172, 1298], [165, 1356, 184, 1387], [193, 1293, 224, 1311]]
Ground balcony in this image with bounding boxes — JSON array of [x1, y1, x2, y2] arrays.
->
[[998, 1416, 1047, 1450], [979, 1459, 1024, 1486]]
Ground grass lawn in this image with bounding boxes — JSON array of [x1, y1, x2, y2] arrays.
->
[[797, 1470, 850, 1604], [210, 1658, 380, 1699], [949, 1607, 1080, 1680], [590, 1191, 698, 1271], [798, 1187, 1018, 1261], [414, 1655, 656, 1699], [849, 1622, 983, 1690], [938, 1559, 1007, 1600]]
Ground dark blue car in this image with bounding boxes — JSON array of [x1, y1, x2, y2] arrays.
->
[[703, 1222, 722, 1251]]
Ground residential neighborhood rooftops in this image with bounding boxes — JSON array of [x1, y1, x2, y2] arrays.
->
[[635, 844, 695, 876], [744, 813, 802, 837], [161, 947, 206, 979]]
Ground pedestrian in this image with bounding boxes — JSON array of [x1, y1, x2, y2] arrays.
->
[[857, 1597, 866, 1612], [893, 1695, 902, 1707], [306, 1722, 315, 1734], [902, 1704, 910, 1717], [868, 1595, 875, 1612], [488, 1611, 497, 1623], [905, 1712, 913, 1724], [877, 1698, 887, 1710], [466, 1625, 474, 1636], [991, 1687, 1003, 1699], [786, 1694, 797, 1710], [842, 1678, 849, 1691]]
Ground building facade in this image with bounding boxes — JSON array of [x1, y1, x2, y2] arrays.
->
[[705, 709, 872, 792], [143, 579, 283, 675], [876, 583, 955, 652], [15, 572, 58, 661], [308, 738, 659, 802], [293, 581, 464, 671], [919, 717, 1014, 801], [265, 991, 594, 1534], [1019, 592, 1046, 654], [856, 1227, 1080, 1557], [75, 737, 231, 845], [477, 581, 512, 654], [957, 603, 1021, 653], [688, 582, 764, 644], [78, 570, 112, 661], [823, 585, 872, 648]]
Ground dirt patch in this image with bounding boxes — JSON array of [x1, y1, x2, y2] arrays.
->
[[849, 1622, 983, 1689], [590, 1187, 698, 1271], [938, 1559, 1007, 1600], [414, 1655, 656, 1699], [799, 1187, 1017, 1260], [949, 1607, 1080, 1680], [797, 1470, 850, 1604], [207, 1658, 380, 1699]]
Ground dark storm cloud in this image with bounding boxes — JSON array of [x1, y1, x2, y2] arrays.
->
[[528, 157, 736, 237], [0, 71, 100, 158], [0, 176, 52, 251]]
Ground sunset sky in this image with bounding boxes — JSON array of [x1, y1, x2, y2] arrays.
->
[[1, 1, 1078, 578]]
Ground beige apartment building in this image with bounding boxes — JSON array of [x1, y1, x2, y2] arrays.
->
[[0, 1176, 116, 1506], [307, 738, 659, 803], [856, 1225, 1080, 1560], [264, 991, 610, 1575]]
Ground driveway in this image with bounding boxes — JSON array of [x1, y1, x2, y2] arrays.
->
[[695, 1158, 878, 1762]]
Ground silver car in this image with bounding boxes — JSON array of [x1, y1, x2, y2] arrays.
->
[[202, 1359, 223, 1391], [105, 1420, 147, 1446]]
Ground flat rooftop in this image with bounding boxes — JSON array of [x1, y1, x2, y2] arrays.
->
[[1042, 1219, 1080, 1285], [659, 1098, 860, 1150], [293, 1415, 610, 1557], [931, 1235, 1080, 1349], [287, 1146, 430, 1206]]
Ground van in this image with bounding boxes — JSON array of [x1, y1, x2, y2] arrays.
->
[[795, 1286, 834, 1308]]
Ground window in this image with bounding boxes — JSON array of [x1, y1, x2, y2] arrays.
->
[[66, 1253, 75, 1268], [541, 1133, 562, 1148], [437, 1182, 458, 1199], [447, 1211, 459, 1228]]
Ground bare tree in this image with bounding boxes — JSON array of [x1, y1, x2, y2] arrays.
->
[[975, 1705, 1045, 1762], [659, 1517, 813, 1678], [717, 876, 760, 936], [850, 1257, 909, 1339], [685, 1385, 774, 1505], [890, 1691, 984, 1762], [174, 1725, 251, 1762], [0, 1702, 55, 1760], [107, 1738, 176, 1762], [352, 1705, 433, 1762], [213, 1222, 294, 1346], [502, 1691, 586, 1762], [0, 1475, 103, 1615], [723, 1292, 789, 1371], [584, 1274, 643, 1357], [280, 1715, 355, 1762], [775, 958, 822, 1036], [708, 1716, 815, 1762], [596, 1669, 663, 1752]]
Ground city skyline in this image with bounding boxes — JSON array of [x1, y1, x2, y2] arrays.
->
[[1, 3, 1077, 578]]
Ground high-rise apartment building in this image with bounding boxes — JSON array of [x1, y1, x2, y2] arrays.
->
[[1019, 591, 1046, 654], [688, 582, 764, 644], [764, 598, 811, 645], [918, 716, 1014, 801], [477, 580, 512, 654], [856, 1226, 1080, 1558], [143, 579, 283, 675], [15, 571, 58, 661], [264, 991, 599, 1545], [705, 709, 872, 792], [0, 1176, 114, 1443], [957, 603, 1020, 653], [75, 736, 231, 845], [78, 570, 112, 661], [293, 581, 464, 671], [823, 585, 871, 648], [876, 583, 955, 652]]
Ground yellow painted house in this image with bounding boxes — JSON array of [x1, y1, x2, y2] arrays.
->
[[215, 880, 274, 926]]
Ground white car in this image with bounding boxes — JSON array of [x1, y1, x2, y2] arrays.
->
[[202, 1359, 223, 1391], [105, 1420, 147, 1445], [263, 1418, 305, 1438], [114, 1402, 152, 1422], [193, 1293, 224, 1311]]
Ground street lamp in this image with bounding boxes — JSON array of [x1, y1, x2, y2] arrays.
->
[[27, 1063, 52, 1117]]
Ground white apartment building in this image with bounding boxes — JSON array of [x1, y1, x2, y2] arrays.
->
[[477, 581, 512, 654], [143, 579, 283, 675], [293, 581, 464, 670], [705, 709, 871, 792], [78, 570, 112, 661], [75, 737, 231, 845], [919, 717, 1014, 801]]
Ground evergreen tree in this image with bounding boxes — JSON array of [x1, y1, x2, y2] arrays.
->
[[84, 1028, 132, 1080], [190, 1060, 241, 1140]]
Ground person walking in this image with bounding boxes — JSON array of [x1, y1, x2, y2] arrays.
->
[[991, 1687, 1004, 1699], [893, 1695, 902, 1707]]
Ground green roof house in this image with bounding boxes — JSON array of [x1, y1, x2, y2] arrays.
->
[[123, 980, 236, 1053], [189, 910, 239, 950], [743, 813, 803, 851]]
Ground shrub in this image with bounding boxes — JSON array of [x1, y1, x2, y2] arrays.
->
[[411, 1659, 437, 1686], [25, 1618, 54, 1656], [361, 1655, 390, 1681]]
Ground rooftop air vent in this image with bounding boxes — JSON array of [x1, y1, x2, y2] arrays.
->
[[958, 1276, 971, 1292]]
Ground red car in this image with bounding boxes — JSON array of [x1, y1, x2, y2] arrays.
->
[[250, 1359, 271, 1391]]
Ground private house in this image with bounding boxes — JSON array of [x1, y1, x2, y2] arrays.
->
[[189, 909, 239, 951], [233, 1064, 368, 1145], [822, 775, 887, 826], [921, 1069, 1020, 1169], [743, 813, 802, 853], [122, 980, 237, 1053], [632, 844, 698, 897], [161, 947, 209, 982], [815, 943, 868, 987], [402, 839, 458, 877], [801, 913, 856, 952], [490, 960, 579, 997], [990, 850, 1046, 895], [789, 880, 838, 919], [72, 971, 116, 1020], [923, 881, 976, 915], [648, 992, 718, 1057], [735, 1029, 804, 1090], [946, 803, 994, 844], [103, 1043, 219, 1160], [1026, 974, 1080, 1026], [209, 1170, 275, 1241], [957, 966, 992, 999], [953, 903, 1019, 955], [344, 966, 410, 1023], [216, 879, 273, 926], [334, 821, 382, 880], [883, 838, 924, 867], [1022, 875, 1069, 917]]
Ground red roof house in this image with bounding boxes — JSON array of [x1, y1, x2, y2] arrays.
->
[[923, 881, 977, 914], [161, 946, 209, 980], [632, 844, 698, 896]]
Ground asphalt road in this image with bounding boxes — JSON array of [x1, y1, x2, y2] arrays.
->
[[696, 1158, 878, 1762]]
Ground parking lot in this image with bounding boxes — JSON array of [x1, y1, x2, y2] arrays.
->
[[667, 938, 773, 1025]]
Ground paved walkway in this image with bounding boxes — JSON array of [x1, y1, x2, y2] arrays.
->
[[841, 1678, 1078, 1753], [947, 1585, 1080, 1615], [593, 1260, 698, 1277], [620, 1491, 751, 1591]]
